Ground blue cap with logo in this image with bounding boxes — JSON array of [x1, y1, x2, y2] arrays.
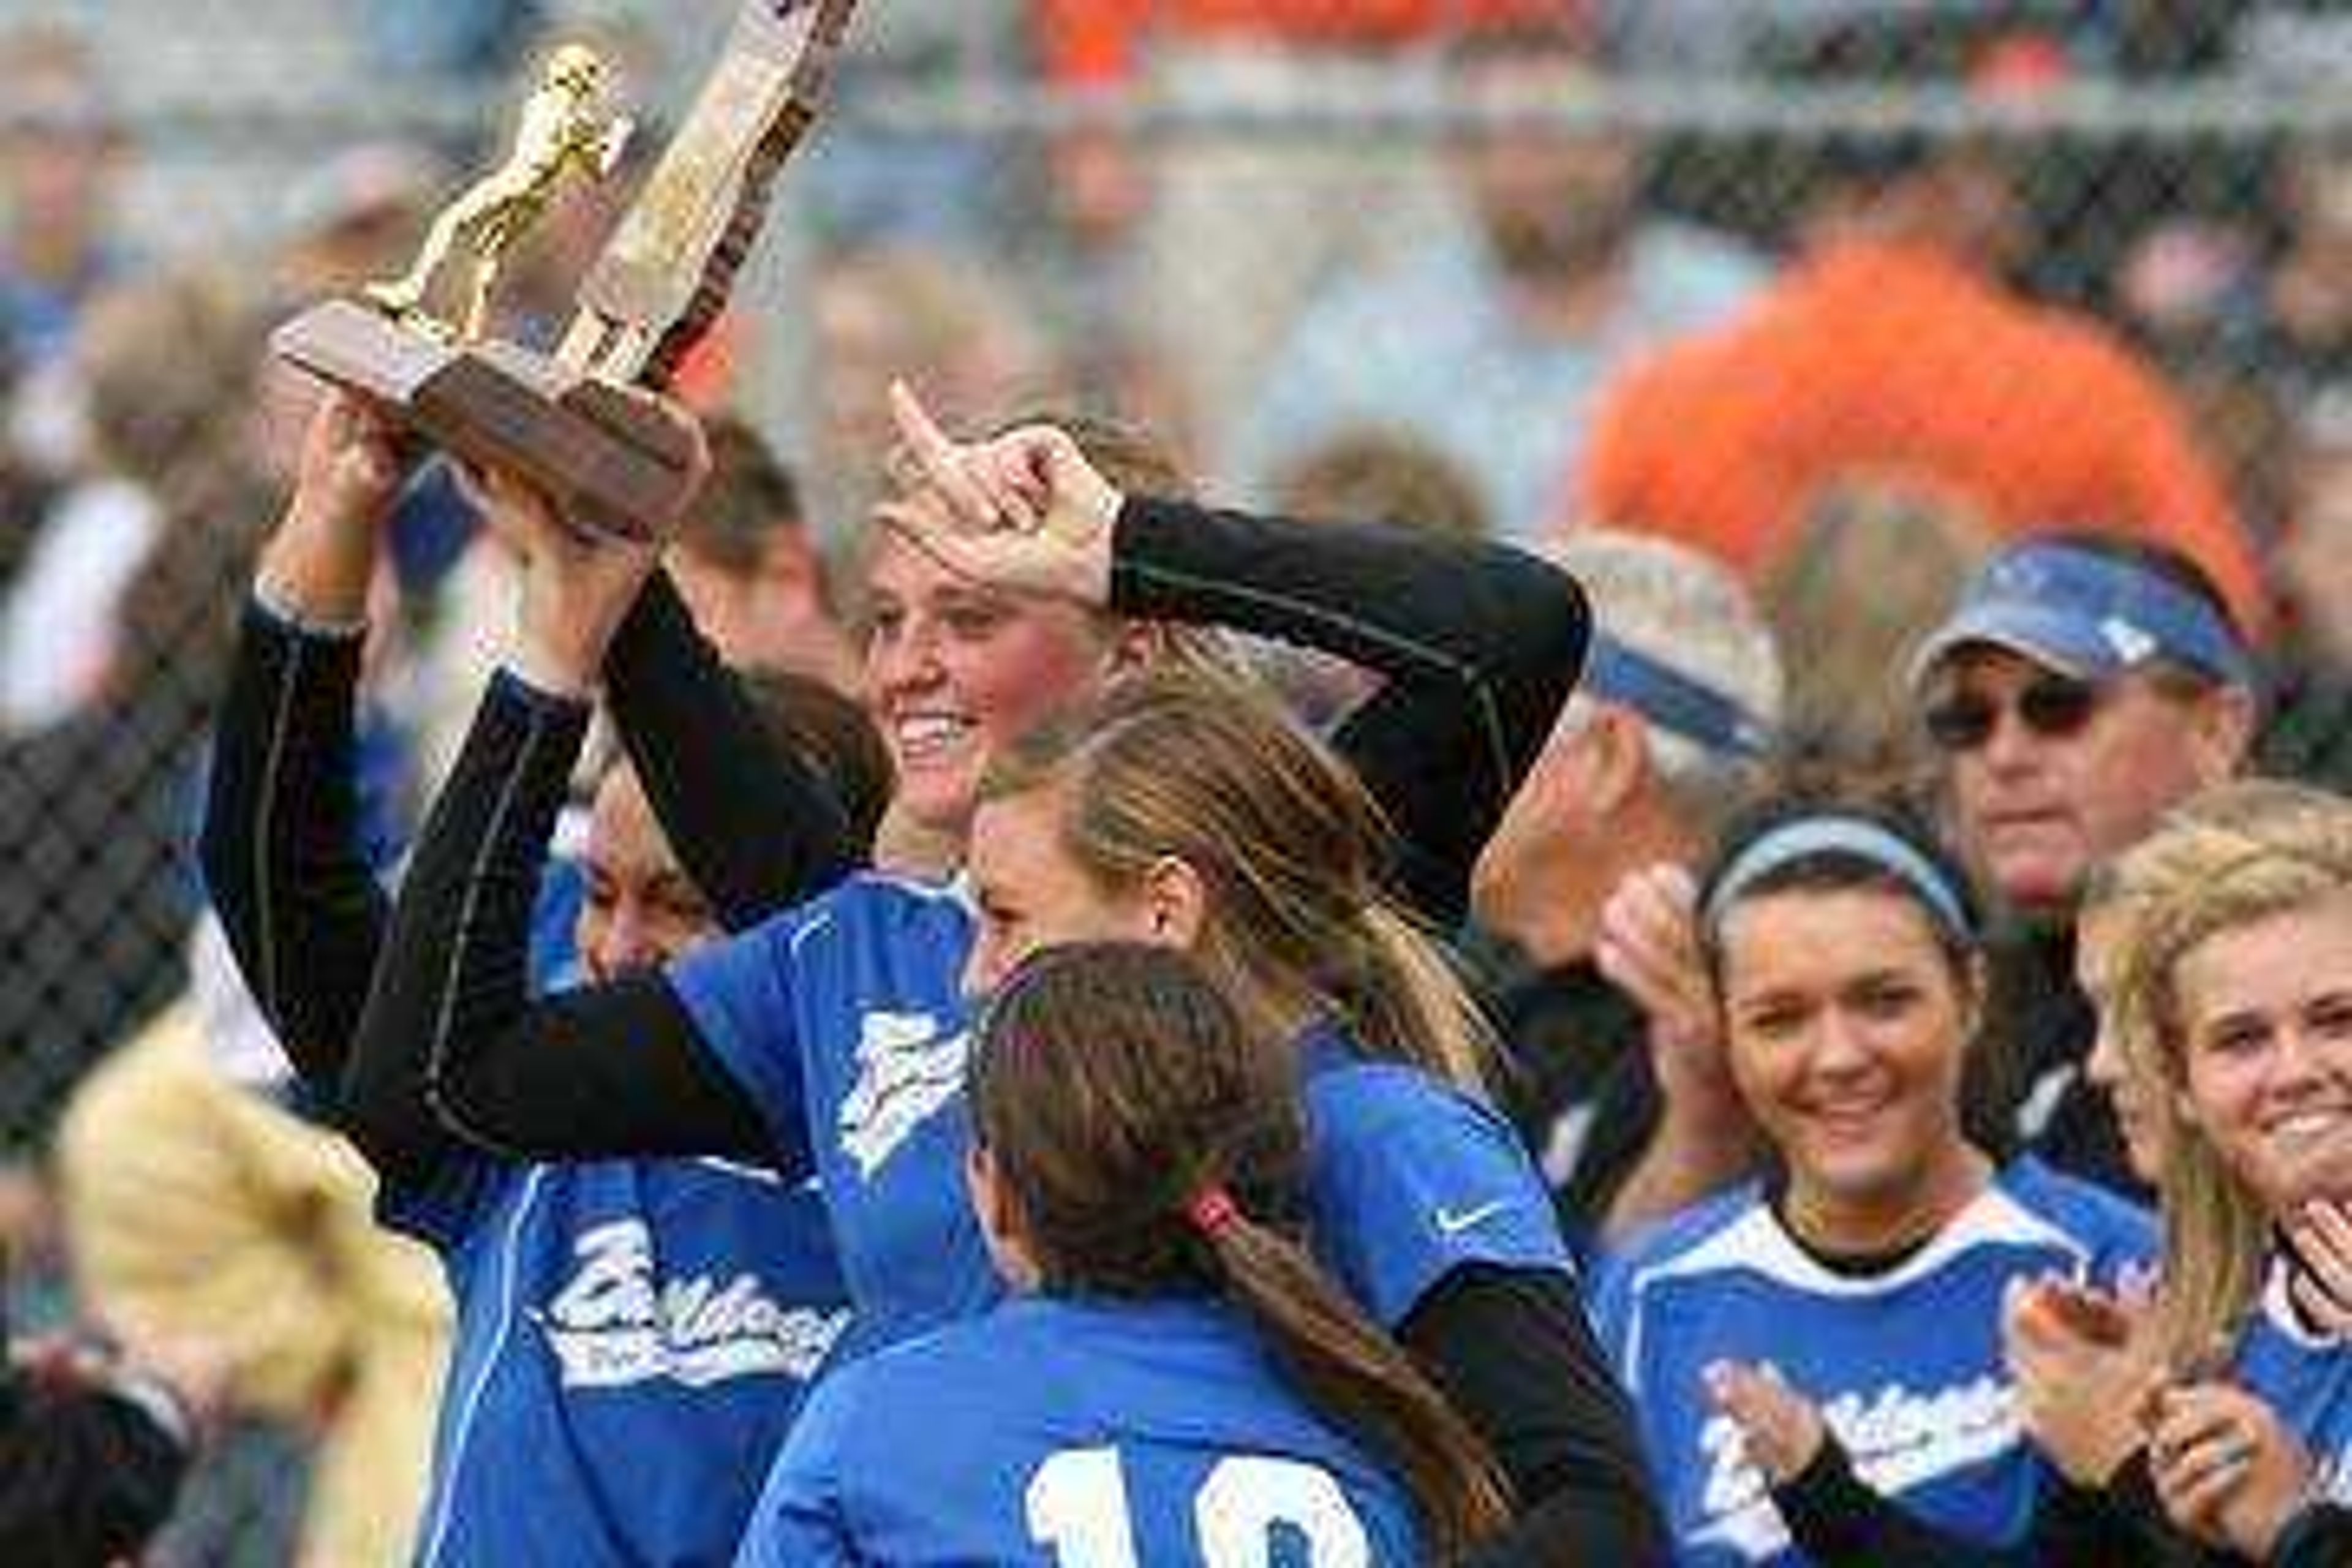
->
[[1909, 540, 2256, 690]]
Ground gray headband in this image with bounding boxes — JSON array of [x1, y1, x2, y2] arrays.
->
[[1702, 816, 1974, 944]]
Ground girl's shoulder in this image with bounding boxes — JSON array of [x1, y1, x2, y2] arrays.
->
[[1295, 1026, 1497, 1136], [736, 870, 974, 960], [1995, 1156, 2160, 1260], [1595, 1182, 1768, 1284]]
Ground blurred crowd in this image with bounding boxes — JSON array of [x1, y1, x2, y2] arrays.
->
[[0, 1, 2349, 1562]]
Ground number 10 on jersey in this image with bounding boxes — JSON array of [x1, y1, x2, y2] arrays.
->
[[1028, 1446, 1374, 1565]]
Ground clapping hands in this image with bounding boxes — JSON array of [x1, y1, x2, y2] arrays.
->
[[2002, 1273, 2162, 1487], [1706, 1360, 1828, 1484], [1596, 864, 1735, 1110], [2285, 1197, 2352, 1335], [2148, 1379, 2316, 1559]]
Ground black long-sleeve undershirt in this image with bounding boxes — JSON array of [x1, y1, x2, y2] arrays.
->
[[1110, 497, 1588, 931], [1765, 1438, 2205, 1566], [2275, 1502, 2352, 1568], [603, 496, 1588, 941], [338, 674, 772, 1193], [603, 569, 862, 931], [197, 602, 385, 1094], [1407, 1265, 1672, 1566], [198, 589, 830, 1191]]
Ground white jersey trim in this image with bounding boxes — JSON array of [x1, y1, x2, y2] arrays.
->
[[1622, 1178, 2092, 1395]]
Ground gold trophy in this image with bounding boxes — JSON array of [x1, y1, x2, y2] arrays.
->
[[274, 2, 861, 538], [364, 43, 633, 344]]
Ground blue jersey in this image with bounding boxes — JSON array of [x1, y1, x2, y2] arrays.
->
[[669, 873, 1570, 1353], [388, 875, 854, 1567], [741, 1295, 1423, 1566], [1591, 1159, 2155, 1566], [393, 1147, 851, 1567], [2237, 1268, 2352, 1506]]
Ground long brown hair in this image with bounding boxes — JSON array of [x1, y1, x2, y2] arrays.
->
[[968, 943, 1512, 1558], [2101, 780, 2352, 1369], [980, 670, 1493, 1092]]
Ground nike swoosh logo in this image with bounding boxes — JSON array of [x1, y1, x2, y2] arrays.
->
[[1433, 1200, 1512, 1237]]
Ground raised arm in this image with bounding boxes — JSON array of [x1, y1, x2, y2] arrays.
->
[[339, 454, 787, 1189], [878, 383, 1589, 931], [197, 393, 410, 1098], [1113, 499, 1587, 930], [601, 567, 862, 932], [339, 668, 775, 1188]]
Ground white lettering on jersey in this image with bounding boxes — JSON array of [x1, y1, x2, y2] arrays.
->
[[839, 1009, 970, 1178], [1692, 1370, 2019, 1559], [536, 1220, 848, 1390]]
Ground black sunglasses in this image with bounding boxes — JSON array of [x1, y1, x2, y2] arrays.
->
[[1922, 675, 2105, 753]]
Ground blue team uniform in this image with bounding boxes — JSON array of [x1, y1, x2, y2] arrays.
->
[[391, 878, 854, 1567], [2237, 1266, 2352, 1506], [740, 1295, 1424, 1566], [1591, 1159, 2155, 1565], [668, 873, 1571, 1359]]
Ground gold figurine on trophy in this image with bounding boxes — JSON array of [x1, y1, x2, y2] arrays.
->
[[364, 43, 633, 343], [276, 1, 861, 541]]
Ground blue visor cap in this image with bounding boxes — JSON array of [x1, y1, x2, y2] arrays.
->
[[1585, 633, 1773, 759], [1910, 541, 2255, 690]]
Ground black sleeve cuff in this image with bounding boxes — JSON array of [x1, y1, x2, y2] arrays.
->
[[1771, 1435, 1869, 1548], [2273, 1500, 2352, 1568], [489, 663, 595, 723]]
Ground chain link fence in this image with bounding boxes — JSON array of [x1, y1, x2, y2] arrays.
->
[[3, 1, 2349, 1561]]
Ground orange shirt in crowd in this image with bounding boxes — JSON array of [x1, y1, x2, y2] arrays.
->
[[1037, 0, 1562, 85], [1576, 241, 2269, 631]]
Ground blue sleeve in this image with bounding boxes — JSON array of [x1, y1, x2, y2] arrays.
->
[[667, 912, 809, 1157], [2089, 1195, 2162, 1288], [1310, 1073, 1572, 1328], [2021, 1163, 2161, 1289], [734, 1372, 864, 1568]]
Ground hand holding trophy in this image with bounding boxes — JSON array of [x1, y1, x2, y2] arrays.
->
[[274, 1, 859, 540]]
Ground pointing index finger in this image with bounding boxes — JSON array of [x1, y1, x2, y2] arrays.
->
[[888, 379, 997, 526]]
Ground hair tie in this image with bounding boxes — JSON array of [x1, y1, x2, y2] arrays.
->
[[1186, 1185, 1242, 1238]]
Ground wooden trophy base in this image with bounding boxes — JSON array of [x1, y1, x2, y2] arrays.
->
[[273, 300, 699, 540]]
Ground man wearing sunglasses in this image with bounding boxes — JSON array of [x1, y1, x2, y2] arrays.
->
[[1912, 532, 2260, 1193]]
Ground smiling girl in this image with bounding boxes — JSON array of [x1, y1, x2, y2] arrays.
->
[[1592, 797, 2153, 1566], [2097, 783, 2352, 1565]]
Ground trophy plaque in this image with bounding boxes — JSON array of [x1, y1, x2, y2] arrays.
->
[[275, 0, 861, 538]]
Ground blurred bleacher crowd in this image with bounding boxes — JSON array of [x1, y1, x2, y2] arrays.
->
[[1, 0, 2348, 1559]]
